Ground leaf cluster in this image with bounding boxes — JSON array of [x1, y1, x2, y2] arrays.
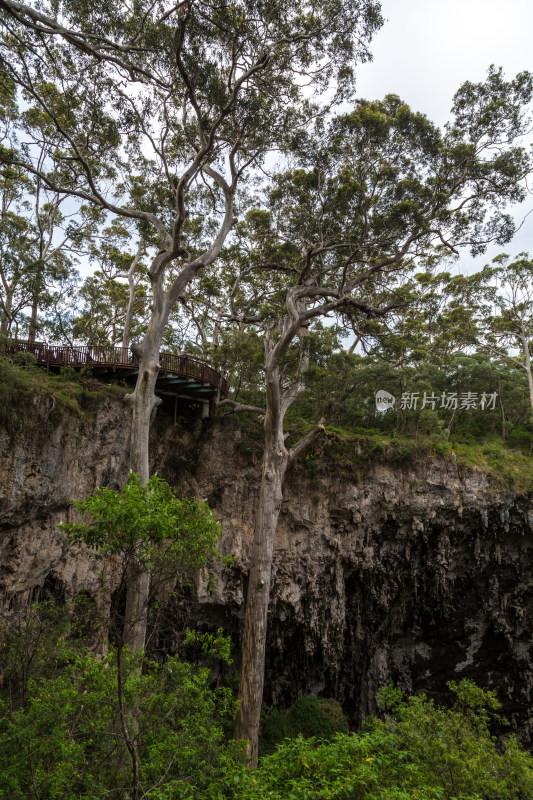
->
[[60, 473, 222, 578], [232, 681, 533, 800]]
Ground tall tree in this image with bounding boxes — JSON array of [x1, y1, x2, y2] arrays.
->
[[0, 163, 36, 335], [213, 76, 533, 762], [0, 0, 383, 652], [451, 252, 533, 420], [0, 94, 102, 340], [73, 225, 147, 348]]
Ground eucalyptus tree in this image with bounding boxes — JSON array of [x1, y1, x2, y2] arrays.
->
[[0, 169, 100, 341], [212, 73, 533, 762], [0, 163, 36, 334], [450, 253, 533, 419], [24, 181, 103, 343], [73, 225, 148, 348], [0, 94, 103, 340], [344, 267, 474, 373], [0, 0, 383, 652], [0, 165, 83, 341]]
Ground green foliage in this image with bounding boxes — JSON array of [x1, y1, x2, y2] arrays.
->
[[2, 606, 533, 800], [0, 601, 77, 711], [0, 0, 383, 307], [236, 681, 533, 800], [0, 477, 239, 800], [60, 473, 222, 576], [260, 696, 349, 755], [0, 638, 237, 800], [295, 350, 533, 451], [184, 628, 234, 665], [72, 226, 149, 347]]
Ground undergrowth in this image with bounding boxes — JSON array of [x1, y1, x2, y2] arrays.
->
[[2, 359, 533, 492], [0, 357, 129, 431], [286, 414, 533, 494]]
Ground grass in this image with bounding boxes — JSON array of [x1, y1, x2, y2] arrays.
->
[[451, 440, 533, 493], [2, 360, 533, 493], [285, 414, 533, 494], [0, 357, 129, 432]]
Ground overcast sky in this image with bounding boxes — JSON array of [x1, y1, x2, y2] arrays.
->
[[354, 0, 533, 272]]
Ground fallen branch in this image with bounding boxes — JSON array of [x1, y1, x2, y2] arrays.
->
[[217, 398, 266, 416], [288, 417, 325, 464]]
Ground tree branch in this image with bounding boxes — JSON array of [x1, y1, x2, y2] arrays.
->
[[0, 0, 171, 87], [217, 398, 265, 415], [288, 417, 325, 465]]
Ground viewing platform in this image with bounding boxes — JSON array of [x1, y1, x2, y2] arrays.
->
[[3, 339, 229, 418]]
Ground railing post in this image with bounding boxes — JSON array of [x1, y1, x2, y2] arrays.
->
[[12, 338, 228, 397]]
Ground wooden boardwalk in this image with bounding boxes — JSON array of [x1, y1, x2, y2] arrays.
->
[[3, 339, 229, 410]]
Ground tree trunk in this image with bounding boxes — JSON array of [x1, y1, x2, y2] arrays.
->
[[28, 296, 39, 343], [523, 345, 533, 420], [233, 429, 288, 765], [232, 325, 321, 765], [28, 264, 44, 344], [498, 377, 507, 440], [123, 569, 151, 656], [518, 323, 533, 423], [122, 241, 144, 351], [0, 290, 13, 334], [122, 320, 162, 653]]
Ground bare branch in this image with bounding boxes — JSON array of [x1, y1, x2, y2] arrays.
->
[[288, 417, 325, 464], [217, 398, 266, 415]]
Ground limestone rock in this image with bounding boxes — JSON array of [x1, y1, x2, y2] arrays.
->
[[1, 400, 533, 744]]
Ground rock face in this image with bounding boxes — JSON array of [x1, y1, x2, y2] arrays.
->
[[1, 394, 533, 743]]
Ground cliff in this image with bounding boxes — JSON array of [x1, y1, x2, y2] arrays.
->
[[1, 390, 533, 743]]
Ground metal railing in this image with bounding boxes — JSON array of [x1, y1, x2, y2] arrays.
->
[[3, 339, 229, 396]]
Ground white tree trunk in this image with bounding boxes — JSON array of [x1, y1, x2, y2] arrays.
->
[[122, 241, 144, 351], [234, 414, 288, 765], [519, 324, 533, 419], [122, 314, 163, 653]]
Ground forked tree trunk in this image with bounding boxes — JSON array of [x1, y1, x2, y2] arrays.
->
[[232, 325, 322, 765], [117, 179, 234, 654], [233, 421, 288, 765]]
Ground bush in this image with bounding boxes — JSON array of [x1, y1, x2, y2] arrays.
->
[[0, 643, 237, 800], [12, 351, 37, 368], [242, 681, 533, 800], [260, 696, 348, 755]]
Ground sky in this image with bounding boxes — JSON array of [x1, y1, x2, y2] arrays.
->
[[354, 0, 533, 272]]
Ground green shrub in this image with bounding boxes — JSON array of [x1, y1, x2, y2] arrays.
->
[[242, 681, 533, 800], [12, 351, 36, 368], [260, 696, 348, 755], [0, 643, 237, 800]]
